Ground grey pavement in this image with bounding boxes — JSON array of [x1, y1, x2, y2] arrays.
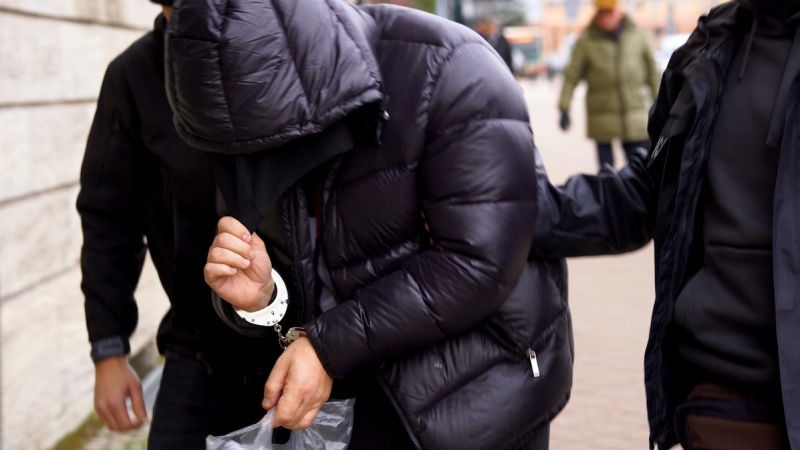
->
[[80, 78, 659, 449]]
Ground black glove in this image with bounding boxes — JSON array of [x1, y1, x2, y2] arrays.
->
[[559, 110, 570, 131]]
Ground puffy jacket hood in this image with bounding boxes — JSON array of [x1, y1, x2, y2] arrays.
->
[[165, 0, 385, 155]]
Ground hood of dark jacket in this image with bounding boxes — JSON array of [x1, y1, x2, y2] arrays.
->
[[165, 0, 385, 155], [165, 0, 390, 230]]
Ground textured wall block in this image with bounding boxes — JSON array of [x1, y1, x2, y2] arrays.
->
[[0, 0, 158, 29], [0, 186, 82, 299], [1, 260, 168, 450], [0, 103, 94, 203], [0, 12, 148, 105]]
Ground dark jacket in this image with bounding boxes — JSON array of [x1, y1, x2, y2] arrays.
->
[[534, 3, 800, 448], [165, 1, 573, 449], [77, 15, 278, 370], [488, 31, 514, 73]]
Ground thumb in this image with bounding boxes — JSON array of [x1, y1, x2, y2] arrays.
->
[[263, 358, 288, 410], [250, 231, 266, 249], [129, 379, 147, 422]]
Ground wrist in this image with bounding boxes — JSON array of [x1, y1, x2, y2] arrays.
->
[[90, 336, 130, 362], [94, 355, 128, 372], [233, 268, 289, 326]]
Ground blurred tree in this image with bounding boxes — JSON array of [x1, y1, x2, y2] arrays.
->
[[412, 0, 437, 12]]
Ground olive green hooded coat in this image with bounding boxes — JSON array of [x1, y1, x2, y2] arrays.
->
[[559, 15, 659, 142]]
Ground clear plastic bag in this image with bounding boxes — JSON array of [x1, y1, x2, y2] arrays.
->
[[206, 398, 355, 450]]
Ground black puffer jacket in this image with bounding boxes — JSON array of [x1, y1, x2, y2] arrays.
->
[[166, 1, 573, 448]]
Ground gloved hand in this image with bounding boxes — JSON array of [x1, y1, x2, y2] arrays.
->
[[559, 110, 570, 131]]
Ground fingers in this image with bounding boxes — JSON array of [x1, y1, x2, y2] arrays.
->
[[263, 357, 288, 410], [249, 230, 267, 253], [207, 245, 252, 271], [94, 357, 144, 432], [217, 216, 251, 243], [212, 230, 255, 262], [273, 393, 323, 429], [266, 341, 332, 429], [108, 397, 137, 431], [129, 380, 147, 423], [95, 403, 120, 432], [97, 391, 139, 432]]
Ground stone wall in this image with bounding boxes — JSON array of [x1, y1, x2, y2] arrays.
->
[[0, 2, 169, 449]]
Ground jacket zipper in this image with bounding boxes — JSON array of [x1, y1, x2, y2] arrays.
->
[[316, 162, 342, 304], [285, 189, 310, 323], [313, 163, 422, 448], [486, 320, 542, 378], [375, 374, 424, 450], [528, 349, 541, 377], [652, 50, 722, 449]]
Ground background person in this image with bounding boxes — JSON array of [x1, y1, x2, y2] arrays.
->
[[476, 16, 515, 73], [557, 0, 659, 170], [77, 2, 278, 448], [534, 0, 800, 448]]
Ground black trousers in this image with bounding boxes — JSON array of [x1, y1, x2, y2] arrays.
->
[[148, 351, 269, 449], [595, 140, 647, 170]]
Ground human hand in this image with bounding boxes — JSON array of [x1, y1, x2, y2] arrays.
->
[[262, 337, 333, 429], [559, 110, 570, 131], [205, 216, 274, 312], [94, 356, 147, 431]]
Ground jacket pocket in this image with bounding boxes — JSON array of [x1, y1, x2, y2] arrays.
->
[[483, 319, 549, 379]]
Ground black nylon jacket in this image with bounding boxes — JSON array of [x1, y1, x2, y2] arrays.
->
[[534, 3, 800, 448], [77, 15, 278, 370], [165, 1, 573, 448]]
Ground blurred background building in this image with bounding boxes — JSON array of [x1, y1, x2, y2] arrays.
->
[[372, 0, 725, 77], [0, 1, 723, 449]]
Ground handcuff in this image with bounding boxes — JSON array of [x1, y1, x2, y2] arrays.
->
[[274, 325, 307, 350], [232, 269, 306, 350]]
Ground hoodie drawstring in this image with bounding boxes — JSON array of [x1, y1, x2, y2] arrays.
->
[[739, 17, 758, 80]]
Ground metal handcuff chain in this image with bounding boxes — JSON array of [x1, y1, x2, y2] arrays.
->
[[275, 324, 307, 350]]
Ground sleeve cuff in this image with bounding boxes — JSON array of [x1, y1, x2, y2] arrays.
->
[[304, 320, 339, 379], [90, 336, 130, 362]]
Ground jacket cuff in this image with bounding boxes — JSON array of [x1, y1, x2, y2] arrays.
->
[[303, 301, 374, 380], [211, 291, 273, 338], [304, 320, 338, 379], [90, 336, 130, 362]]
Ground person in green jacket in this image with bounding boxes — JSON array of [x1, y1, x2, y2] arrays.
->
[[558, 0, 659, 170]]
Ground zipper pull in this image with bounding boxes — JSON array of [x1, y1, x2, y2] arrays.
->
[[528, 349, 541, 378], [648, 135, 667, 166]]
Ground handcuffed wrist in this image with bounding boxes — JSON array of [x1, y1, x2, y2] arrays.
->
[[233, 268, 289, 327]]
